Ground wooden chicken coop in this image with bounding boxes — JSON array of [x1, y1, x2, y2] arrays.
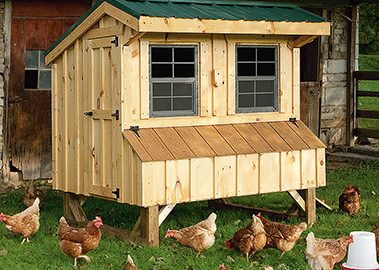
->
[[45, 0, 330, 246]]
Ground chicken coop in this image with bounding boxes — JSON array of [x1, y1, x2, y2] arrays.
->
[[45, 0, 330, 246]]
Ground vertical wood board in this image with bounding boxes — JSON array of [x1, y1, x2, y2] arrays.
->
[[301, 149, 317, 188], [280, 151, 301, 191], [165, 159, 190, 204], [259, 153, 280, 193], [190, 158, 214, 201], [214, 156, 236, 198]]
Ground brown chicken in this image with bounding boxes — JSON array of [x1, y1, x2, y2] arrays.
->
[[339, 185, 360, 214], [226, 214, 267, 260], [165, 212, 217, 257], [58, 216, 103, 268], [23, 179, 44, 208], [0, 197, 40, 243], [256, 213, 307, 257], [219, 263, 229, 270], [374, 215, 379, 258], [124, 255, 137, 270], [305, 232, 353, 270]]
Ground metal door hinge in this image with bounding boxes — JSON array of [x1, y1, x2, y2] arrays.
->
[[111, 36, 119, 47], [112, 188, 120, 199], [111, 110, 119, 120]]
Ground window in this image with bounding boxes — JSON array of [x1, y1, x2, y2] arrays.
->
[[150, 45, 197, 117], [25, 50, 51, 90], [236, 46, 278, 112]]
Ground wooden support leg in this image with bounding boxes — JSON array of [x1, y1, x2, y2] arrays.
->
[[140, 206, 159, 247], [63, 192, 87, 223], [305, 188, 316, 225]]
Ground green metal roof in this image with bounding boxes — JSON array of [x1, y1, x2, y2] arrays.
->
[[46, 0, 327, 58]]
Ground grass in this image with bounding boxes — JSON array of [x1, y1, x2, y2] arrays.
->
[[1, 161, 379, 270], [358, 54, 379, 130]]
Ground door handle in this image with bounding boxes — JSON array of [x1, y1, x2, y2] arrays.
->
[[84, 111, 93, 116], [111, 110, 119, 120]]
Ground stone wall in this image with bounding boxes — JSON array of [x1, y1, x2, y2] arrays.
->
[[0, 0, 5, 185], [320, 7, 355, 146]]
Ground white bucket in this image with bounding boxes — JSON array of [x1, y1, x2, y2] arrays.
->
[[341, 231, 379, 270]]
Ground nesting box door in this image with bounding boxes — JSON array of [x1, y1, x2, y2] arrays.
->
[[83, 35, 121, 200]]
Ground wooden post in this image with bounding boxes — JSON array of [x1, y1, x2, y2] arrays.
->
[[305, 188, 316, 225], [140, 206, 159, 247], [63, 192, 87, 223]]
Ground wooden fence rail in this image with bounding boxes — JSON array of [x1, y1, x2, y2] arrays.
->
[[353, 71, 379, 140]]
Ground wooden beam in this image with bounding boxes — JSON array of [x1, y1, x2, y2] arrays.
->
[[293, 35, 318, 48], [305, 188, 316, 225], [353, 128, 379, 139], [124, 32, 146, 46], [357, 91, 379, 97], [140, 206, 159, 247], [63, 192, 88, 223], [158, 204, 176, 226], [354, 71, 379, 80], [287, 190, 306, 211], [357, 110, 379, 119], [139, 16, 331, 36]]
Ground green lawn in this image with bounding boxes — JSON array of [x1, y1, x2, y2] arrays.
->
[[358, 55, 379, 130], [0, 161, 378, 270]]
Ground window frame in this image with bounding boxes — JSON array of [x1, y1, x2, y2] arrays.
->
[[149, 44, 198, 118], [235, 45, 278, 113], [24, 49, 51, 90]]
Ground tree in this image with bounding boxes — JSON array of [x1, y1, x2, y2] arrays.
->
[[359, 4, 379, 55]]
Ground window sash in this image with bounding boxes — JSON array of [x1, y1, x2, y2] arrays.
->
[[236, 45, 278, 113], [150, 45, 198, 117], [25, 50, 51, 90]]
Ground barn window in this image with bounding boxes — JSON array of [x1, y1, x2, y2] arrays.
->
[[150, 45, 198, 117], [24, 50, 51, 90], [236, 46, 278, 113]]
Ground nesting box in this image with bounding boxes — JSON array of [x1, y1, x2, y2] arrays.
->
[[46, 0, 329, 209]]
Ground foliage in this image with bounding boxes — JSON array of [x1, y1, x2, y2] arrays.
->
[[359, 4, 379, 55], [0, 161, 378, 270]]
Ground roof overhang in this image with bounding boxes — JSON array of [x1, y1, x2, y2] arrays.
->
[[45, 1, 330, 65]]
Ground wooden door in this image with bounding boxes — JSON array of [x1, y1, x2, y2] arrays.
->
[[8, 0, 91, 180], [300, 82, 321, 135], [83, 34, 121, 200]]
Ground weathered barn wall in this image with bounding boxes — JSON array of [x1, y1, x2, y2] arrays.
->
[[319, 7, 358, 146]]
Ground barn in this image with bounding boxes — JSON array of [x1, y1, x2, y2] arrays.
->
[[44, 0, 330, 245]]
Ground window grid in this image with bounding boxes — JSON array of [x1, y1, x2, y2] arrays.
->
[[150, 45, 198, 117], [236, 46, 278, 113], [25, 50, 51, 90]]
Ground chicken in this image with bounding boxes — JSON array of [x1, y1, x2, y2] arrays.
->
[[305, 232, 353, 270], [256, 213, 307, 257], [374, 215, 379, 258], [226, 214, 267, 260], [124, 255, 137, 270], [23, 179, 44, 208], [58, 216, 103, 268], [165, 212, 217, 257], [219, 263, 229, 270], [0, 197, 40, 243], [339, 185, 360, 214]]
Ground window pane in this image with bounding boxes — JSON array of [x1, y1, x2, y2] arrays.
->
[[174, 48, 194, 62], [24, 70, 38, 88], [153, 98, 171, 111], [256, 93, 274, 107], [152, 64, 172, 78], [257, 48, 275, 61], [238, 94, 254, 108], [256, 80, 274, 93], [38, 70, 51, 89], [238, 81, 254, 93], [238, 63, 255, 76], [173, 83, 192, 96], [153, 83, 171, 96], [152, 47, 172, 62], [257, 63, 275, 76], [174, 64, 194, 77], [237, 47, 255, 61], [173, 97, 192, 111], [26, 50, 38, 68], [39, 51, 47, 68]]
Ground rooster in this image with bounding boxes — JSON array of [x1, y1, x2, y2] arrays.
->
[[226, 214, 267, 261], [23, 179, 44, 208], [0, 197, 40, 243], [165, 212, 217, 257], [58, 216, 103, 268], [256, 213, 307, 257], [305, 232, 353, 270], [339, 185, 360, 214], [124, 255, 137, 270]]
